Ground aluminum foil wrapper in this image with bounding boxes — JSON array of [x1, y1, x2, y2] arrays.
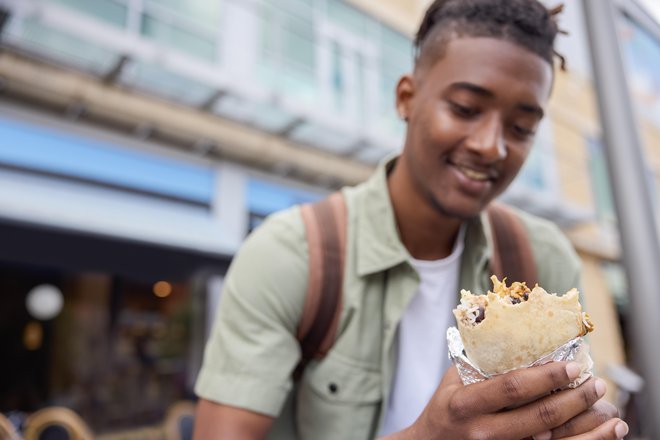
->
[[447, 326, 593, 388]]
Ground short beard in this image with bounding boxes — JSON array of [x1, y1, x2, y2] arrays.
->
[[425, 190, 486, 221]]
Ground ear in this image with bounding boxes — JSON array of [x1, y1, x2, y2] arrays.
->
[[395, 74, 415, 122]]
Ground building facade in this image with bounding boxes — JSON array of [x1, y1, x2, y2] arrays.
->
[[0, 0, 658, 435]]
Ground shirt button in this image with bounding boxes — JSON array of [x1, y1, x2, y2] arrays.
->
[[328, 383, 339, 394]]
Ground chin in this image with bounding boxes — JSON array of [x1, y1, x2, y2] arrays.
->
[[429, 197, 486, 220]]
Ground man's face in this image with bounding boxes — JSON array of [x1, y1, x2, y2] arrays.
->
[[396, 37, 554, 219]]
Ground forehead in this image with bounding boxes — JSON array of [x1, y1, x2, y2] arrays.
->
[[419, 37, 554, 104]]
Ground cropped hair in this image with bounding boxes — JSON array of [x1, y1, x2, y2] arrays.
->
[[414, 0, 566, 70]]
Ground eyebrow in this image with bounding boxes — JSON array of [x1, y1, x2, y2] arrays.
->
[[517, 103, 545, 119], [448, 82, 494, 97], [448, 82, 545, 119]]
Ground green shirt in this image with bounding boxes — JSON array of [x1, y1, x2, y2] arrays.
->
[[195, 157, 581, 440]]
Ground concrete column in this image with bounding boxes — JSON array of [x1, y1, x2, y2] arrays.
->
[[583, 0, 660, 436], [211, 161, 249, 244]]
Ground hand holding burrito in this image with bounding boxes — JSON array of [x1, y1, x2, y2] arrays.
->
[[451, 276, 594, 379], [401, 362, 624, 439], [385, 277, 626, 439]]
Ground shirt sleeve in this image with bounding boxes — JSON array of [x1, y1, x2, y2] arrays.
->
[[194, 207, 308, 416]]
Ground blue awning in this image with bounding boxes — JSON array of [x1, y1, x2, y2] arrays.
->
[[0, 116, 215, 205]]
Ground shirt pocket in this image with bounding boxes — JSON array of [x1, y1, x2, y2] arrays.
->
[[296, 352, 382, 440]]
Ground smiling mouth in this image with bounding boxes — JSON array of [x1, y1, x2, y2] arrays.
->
[[455, 165, 492, 182]]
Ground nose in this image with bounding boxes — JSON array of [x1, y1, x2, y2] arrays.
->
[[464, 114, 507, 161]]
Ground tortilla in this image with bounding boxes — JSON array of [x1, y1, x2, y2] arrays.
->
[[453, 276, 594, 375]]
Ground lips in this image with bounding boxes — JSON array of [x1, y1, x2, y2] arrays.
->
[[456, 165, 491, 181], [449, 161, 498, 197]]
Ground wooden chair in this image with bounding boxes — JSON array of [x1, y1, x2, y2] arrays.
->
[[0, 412, 22, 440], [23, 407, 93, 440], [163, 401, 195, 440]]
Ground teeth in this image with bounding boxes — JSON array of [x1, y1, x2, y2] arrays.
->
[[458, 166, 489, 181]]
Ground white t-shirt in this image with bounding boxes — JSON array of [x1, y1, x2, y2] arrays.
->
[[378, 230, 465, 436]]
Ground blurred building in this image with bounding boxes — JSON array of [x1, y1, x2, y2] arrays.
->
[[0, 0, 658, 436]]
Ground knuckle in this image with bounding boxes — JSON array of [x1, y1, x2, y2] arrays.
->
[[547, 364, 567, 388], [537, 400, 562, 426], [448, 395, 472, 421], [501, 374, 526, 400]]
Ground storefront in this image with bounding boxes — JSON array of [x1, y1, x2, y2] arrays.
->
[[0, 105, 233, 433], [0, 98, 333, 433]]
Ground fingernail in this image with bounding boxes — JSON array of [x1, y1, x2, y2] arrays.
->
[[595, 378, 607, 398], [533, 431, 552, 440], [566, 362, 581, 380], [615, 421, 629, 438]]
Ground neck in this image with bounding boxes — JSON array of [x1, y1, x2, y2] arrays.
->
[[388, 160, 463, 261]]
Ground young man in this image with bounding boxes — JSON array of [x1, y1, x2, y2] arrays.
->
[[194, 0, 628, 438]]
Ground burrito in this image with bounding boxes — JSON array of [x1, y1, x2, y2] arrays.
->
[[453, 276, 594, 375]]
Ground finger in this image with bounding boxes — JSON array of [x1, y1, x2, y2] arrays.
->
[[549, 399, 619, 439], [448, 361, 580, 416], [560, 418, 628, 439], [489, 377, 607, 439]]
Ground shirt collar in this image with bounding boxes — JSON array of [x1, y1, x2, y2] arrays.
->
[[355, 156, 409, 276], [354, 155, 495, 279]]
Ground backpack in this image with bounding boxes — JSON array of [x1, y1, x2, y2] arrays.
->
[[295, 191, 538, 373]]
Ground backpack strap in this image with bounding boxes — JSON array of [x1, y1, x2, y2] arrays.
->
[[294, 197, 536, 377], [487, 203, 538, 287], [295, 192, 346, 376]]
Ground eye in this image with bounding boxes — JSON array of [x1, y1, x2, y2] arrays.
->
[[449, 101, 479, 118], [511, 125, 536, 140]]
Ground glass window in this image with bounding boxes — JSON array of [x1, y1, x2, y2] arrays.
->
[[281, 21, 316, 72], [377, 26, 412, 137], [124, 60, 217, 106], [331, 41, 345, 111], [587, 138, 618, 230], [13, 19, 118, 75], [145, 0, 222, 28], [514, 135, 554, 193], [618, 15, 660, 129], [327, 0, 369, 38], [499, 121, 560, 210], [48, 0, 128, 28], [380, 26, 413, 70], [275, 0, 315, 21], [256, 3, 317, 105], [0, 264, 204, 434], [356, 53, 367, 123], [587, 137, 658, 231], [515, 148, 546, 191], [141, 14, 217, 63], [603, 262, 629, 308], [377, 69, 405, 137]]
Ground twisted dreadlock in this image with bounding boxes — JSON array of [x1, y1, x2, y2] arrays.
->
[[414, 0, 567, 71]]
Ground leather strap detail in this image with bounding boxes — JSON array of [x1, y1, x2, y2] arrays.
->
[[487, 203, 538, 287], [296, 192, 346, 375]]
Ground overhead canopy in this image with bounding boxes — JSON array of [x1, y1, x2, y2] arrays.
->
[[0, 113, 238, 257]]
